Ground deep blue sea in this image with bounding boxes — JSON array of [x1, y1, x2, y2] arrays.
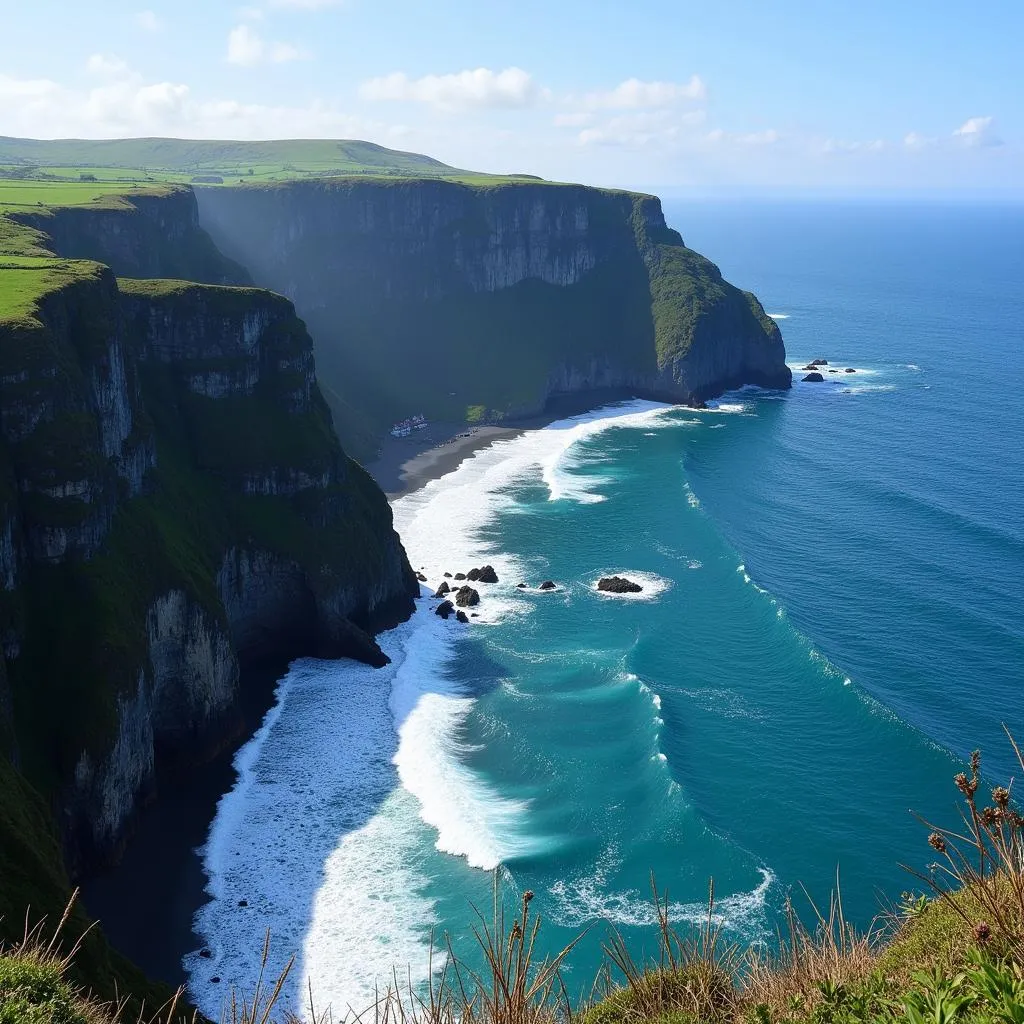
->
[[186, 201, 1024, 1019]]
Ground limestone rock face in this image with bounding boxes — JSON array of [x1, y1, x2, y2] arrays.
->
[[0, 262, 417, 872], [195, 180, 790, 456]]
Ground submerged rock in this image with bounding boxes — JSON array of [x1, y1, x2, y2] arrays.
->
[[802, 372, 825, 383], [455, 585, 480, 607], [435, 600, 455, 619], [467, 565, 499, 583], [516, 582, 528, 589], [597, 575, 643, 594]]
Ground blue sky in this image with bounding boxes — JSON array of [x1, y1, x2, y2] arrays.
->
[[3, 0, 1022, 195]]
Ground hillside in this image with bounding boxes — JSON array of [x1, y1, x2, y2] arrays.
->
[[0, 135, 484, 183]]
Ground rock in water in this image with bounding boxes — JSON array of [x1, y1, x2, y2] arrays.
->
[[443, 572, 453, 578], [597, 575, 643, 594], [845, 367, 856, 373], [415, 572, 428, 582], [811, 358, 829, 366], [802, 372, 825, 383], [435, 600, 455, 619], [454, 572, 467, 580], [467, 565, 499, 583], [455, 611, 469, 623], [516, 582, 528, 589], [433, 581, 450, 597], [539, 580, 557, 591], [455, 585, 480, 607]]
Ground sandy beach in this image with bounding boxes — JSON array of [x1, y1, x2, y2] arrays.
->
[[367, 389, 639, 498]]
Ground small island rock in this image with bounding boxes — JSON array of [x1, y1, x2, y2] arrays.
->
[[433, 581, 450, 598], [802, 372, 825, 383], [456, 610, 469, 623], [454, 572, 467, 581], [435, 600, 455, 619], [455, 585, 480, 607], [597, 575, 643, 594], [844, 367, 856, 373], [539, 580, 557, 591], [810, 358, 829, 366], [415, 572, 427, 582], [467, 565, 499, 583]]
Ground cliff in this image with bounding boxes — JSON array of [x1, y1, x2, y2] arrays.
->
[[0, 215, 417, 880], [195, 179, 789, 452], [9, 186, 249, 284]]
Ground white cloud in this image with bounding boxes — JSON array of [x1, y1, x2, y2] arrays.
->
[[583, 75, 706, 109], [577, 109, 702, 147], [953, 115, 1002, 147], [226, 24, 304, 66], [0, 67, 391, 141], [903, 130, 936, 150], [86, 53, 131, 78], [134, 10, 164, 32], [821, 137, 885, 154], [359, 67, 543, 111]]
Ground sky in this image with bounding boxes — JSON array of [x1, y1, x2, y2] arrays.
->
[[3, 0, 1023, 196]]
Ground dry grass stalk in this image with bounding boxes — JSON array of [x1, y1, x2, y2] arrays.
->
[[906, 726, 1024, 960], [739, 874, 879, 1017], [594, 876, 737, 1023]]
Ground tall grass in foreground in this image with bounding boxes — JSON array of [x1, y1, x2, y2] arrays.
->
[[4, 733, 1024, 1024]]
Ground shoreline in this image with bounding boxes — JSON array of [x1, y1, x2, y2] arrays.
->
[[83, 390, 643, 994], [367, 388, 642, 499]]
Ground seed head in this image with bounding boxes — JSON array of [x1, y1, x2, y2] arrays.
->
[[928, 832, 947, 853], [981, 807, 997, 827], [523, 890, 534, 905], [973, 921, 992, 944], [993, 786, 1011, 809], [955, 772, 978, 798]]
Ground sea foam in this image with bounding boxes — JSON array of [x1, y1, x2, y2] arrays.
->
[[188, 399, 680, 1017]]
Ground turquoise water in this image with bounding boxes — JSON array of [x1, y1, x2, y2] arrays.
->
[[187, 202, 1024, 1019]]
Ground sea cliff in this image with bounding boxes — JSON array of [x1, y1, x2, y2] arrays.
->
[[195, 179, 790, 453], [0, 202, 417, 885]]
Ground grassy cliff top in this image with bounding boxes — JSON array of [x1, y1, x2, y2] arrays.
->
[[0, 182, 179, 323]]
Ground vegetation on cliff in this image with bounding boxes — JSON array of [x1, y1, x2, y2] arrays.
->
[[0, 179, 416, 1018]]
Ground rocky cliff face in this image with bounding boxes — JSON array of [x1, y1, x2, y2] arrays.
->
[[0, 264, 417, 871], [195, 180, 789, 451], [12, 188, 248, 284]]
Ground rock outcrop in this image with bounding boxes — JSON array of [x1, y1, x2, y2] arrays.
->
[[597, 575, 643, 593], [802, 372, 825, 383]]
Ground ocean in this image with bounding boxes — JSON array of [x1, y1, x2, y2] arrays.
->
[[185, 200, 1024, 1020]]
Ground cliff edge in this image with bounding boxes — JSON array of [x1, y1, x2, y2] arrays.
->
[[195, 179, 789, 453]]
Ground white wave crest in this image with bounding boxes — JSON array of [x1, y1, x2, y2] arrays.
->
[[550, 863, 776, 932]]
